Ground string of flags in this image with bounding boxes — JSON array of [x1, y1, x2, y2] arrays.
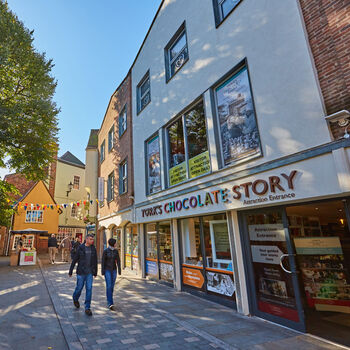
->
[[7, 199, 100, 211]]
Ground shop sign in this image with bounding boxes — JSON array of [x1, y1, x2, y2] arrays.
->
[[251, 245, 283, 265], [294, 237, 343, 255], [189, 151, 210, 178], [249, 224, 286, 242], [169, 162, 187, 186], [183, 267, 204, 288], [141, 170, 299, 218], [146, 260, 158, 276]]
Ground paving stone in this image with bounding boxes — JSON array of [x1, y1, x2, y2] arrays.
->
[[144, 344, 160, 350], [96, 338, 112, 344], [121, 338, 137, 344], [184, 336, 201, 343], [162, 332, 176, 338], [105, 329, 120, 334], [129, 329, 142, 335]]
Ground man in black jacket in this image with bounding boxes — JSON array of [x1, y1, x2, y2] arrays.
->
[[48, 234, 58, 264], [101, 238, 121, 310], [68, 234, 97, 316]]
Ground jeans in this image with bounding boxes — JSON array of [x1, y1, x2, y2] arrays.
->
[[104, 270, 117, 307], [73, 274, 93, 310]]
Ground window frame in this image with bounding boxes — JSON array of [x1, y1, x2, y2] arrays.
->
[[213, 0, 243, 27], [25, 210, 44, 223], [119, 159, 128, 195], [165, 98, 210, 188], [71, 204, 77, 218], [108, 125, 115, 152], [107, 170, 115, 202], [119, 105, 127, 137], [100, 140, 105, 164], [145, 133, 162, 195], [137, 71, 151, 115], [73, 175, 80, 190], [164, 22, 189, 83]]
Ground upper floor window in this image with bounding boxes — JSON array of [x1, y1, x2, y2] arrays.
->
[[214, 65, 261, 166], [146, 135, 161, 195], [214, 0, 242, 26], [73, 176, 80, 189], [167, 100, 210, 186], [119, 160, 128, 194], [71, 204, 77, 218], [108, 125, 114, 152], [100, 140, 105, 163], [107, 171, 115, 202], [165, 22, 188, 82], [25, 210, 43, 223], [119, 106, 127, 137], [137, 71, 151, 114]]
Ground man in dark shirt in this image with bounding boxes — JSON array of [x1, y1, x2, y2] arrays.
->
[[48, 234, 58, 264], [68, 234, 97, 316]]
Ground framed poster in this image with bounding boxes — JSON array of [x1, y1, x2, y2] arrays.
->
[[147, 135, 161, 194], [209, 220, 231, 264], [215, 67, 261, 166]]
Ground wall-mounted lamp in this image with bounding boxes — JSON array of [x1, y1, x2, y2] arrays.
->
[[343, 125, 350, 139], [66, 181, 73, 197]]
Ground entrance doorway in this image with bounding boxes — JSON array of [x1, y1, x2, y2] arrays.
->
[[287, 200, 350, 346], [241, 199, 350, 346]]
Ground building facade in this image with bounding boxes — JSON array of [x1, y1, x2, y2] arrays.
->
[[127, 0, 350, 346], [97, 72, 138, 271], [54, 152, 86, 243]]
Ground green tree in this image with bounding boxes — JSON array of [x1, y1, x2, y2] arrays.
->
[[0, 1, 59, 225]]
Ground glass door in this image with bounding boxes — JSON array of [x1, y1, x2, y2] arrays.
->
[[241, 208, 305, 331]]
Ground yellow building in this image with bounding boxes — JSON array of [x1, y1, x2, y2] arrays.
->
[[10, 180, 60, 254]]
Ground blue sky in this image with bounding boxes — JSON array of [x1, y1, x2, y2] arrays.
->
[[1, 0, 161, 178]]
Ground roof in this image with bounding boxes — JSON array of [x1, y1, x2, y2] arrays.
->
[[11, 228, 48, 234], [4, 173, 36, 201], [58, 151, 85, 168], [86, 129, 99, 150]]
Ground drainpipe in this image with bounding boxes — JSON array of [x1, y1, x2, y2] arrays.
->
[[5, 213, 15, 256]]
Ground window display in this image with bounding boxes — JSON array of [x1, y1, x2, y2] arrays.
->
[[146, 223, 158, 259], [147, 135, 161, 194], [181, 218, 203, 266]]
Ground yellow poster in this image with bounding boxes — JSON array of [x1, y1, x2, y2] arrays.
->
[[189, 151, 210, 178], [169, 162, 187, 186]]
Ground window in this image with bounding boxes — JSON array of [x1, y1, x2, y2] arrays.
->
[[167, 100, 210, 186], [165, 23, 188, 81], [213, 0, 242, 26], [73, 176, 80, 189], [108, 125, 114, 152], [214, 66, 261, 166], [146, 135, 161, 195], [25, 210, 43, 223], [119, 106, 127, 136], [119, 160, 127, 194], [100, 140, 105, 163], [12, 235, 34, 250], [137, 71, 151, 114], [107, 171, 115, 202], [71, 204, 77, 218]]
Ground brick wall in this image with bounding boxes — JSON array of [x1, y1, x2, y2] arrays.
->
[[98, 71, 134, 218], [299, 0, 350, 114]]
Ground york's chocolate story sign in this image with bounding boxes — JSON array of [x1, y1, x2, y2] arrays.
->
[[141, 170, 298, 218]]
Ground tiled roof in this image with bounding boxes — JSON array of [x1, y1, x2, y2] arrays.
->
[[58, 151, 85, 168]]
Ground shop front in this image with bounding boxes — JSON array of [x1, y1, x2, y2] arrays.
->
[[145, 221, 174, 283], [239, 198, 350, 346], [124, 224, 139, 272], [180, 213, 236, 307]]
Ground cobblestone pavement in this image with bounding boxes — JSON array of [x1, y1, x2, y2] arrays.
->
[[40, 262, 346, 350]]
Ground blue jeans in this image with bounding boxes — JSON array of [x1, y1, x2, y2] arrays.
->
[[73, 274, 93, 310], [104, 270, 117, 307]]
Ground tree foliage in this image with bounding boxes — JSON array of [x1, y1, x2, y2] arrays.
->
[[0, 1, 59, 225]]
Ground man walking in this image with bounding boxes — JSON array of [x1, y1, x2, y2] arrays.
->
[[48, 234, 58, 264], [68, 234, 97, 316], [60, 234, 71, 262]]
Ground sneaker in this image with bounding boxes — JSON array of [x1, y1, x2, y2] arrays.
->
[[108, 305, 115, 311], [73, 299, 80, 308], [85, 309, 92, 316]]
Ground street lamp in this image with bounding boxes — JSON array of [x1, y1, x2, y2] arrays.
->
[[66, 181, 73, 197]]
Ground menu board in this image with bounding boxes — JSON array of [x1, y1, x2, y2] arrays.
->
[[249, 221, 299, 322], [294, 237, 350, 313]]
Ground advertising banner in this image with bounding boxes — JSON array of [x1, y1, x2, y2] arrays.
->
[[169, 162, 187, 186], [188, 151, 210, 179], [182, 267, 204, 289], [206, 271, 235, 297], [19, 251, 36, 265], [215, 67, 261, 165], [160, 262, 174, 281], [98, 177, 104, 202], [147, 136, 161, 194], [146, 260, 158, 276]]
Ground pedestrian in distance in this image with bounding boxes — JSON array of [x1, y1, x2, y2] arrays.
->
[[70, 237, 80, 260], [101, 238, 121, 311], [60, 234, 72, 262], [68, 234, 97, 316], [48, 233, 58, 264]]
